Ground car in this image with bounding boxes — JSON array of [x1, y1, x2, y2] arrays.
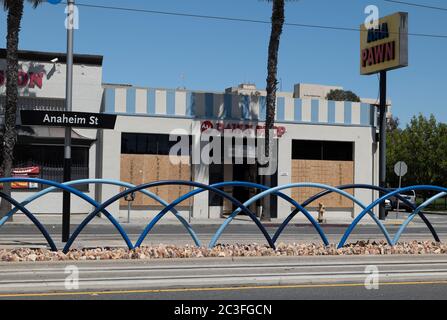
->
[[384, 199, 393, 216], [388, 189, 416, 212], [384, 199, 392, 211]]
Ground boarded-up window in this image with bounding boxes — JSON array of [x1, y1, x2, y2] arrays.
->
[[120, 133, 192, 207], [291, 140, 354, 209]]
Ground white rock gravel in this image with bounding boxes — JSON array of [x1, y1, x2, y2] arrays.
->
[[0, 241, 446, 262]]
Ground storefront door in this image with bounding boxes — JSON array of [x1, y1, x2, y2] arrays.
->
[[231, 164, 263, 216]]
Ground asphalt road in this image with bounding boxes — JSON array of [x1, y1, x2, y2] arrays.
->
[[4, 222, 447, 235], [3, 209, 447, 235], [1, 222, 447, 249], [5, 282, 446, 300]]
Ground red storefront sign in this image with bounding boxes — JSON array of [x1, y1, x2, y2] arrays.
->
[[0, 70, 44, 89], [201, 120, 286, 138], [0, 166, 40, 189]]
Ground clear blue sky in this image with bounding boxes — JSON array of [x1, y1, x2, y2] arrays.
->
[[1, 0, 446, 125]]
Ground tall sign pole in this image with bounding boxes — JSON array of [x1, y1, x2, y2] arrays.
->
[[394, 161, 408, 216], [360, 12, 408, 221], [378, 70, 387, 220], [62, 0, 75, 242]]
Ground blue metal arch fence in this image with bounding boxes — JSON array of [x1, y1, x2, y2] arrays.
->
[[0, 178, 445, 252], [4, 179, 202, 247], [273, 184, 441, 244]]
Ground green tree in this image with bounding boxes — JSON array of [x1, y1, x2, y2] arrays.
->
[[437, 123, 447, 185], [386, 120, 404, 187], [386, 114, 447, 199], [326, 89, 361, 102], [0, 0, 44, 216], [405, 115, 439, 187]]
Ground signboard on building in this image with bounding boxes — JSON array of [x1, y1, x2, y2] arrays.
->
[[20, 110, 117, 129], [0, 166, 40, 189], [0, 70, 45, 88], [200, 120, 286, 138], [360, 12, 408, 75]]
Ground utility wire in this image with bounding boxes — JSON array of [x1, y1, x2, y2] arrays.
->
[[383, 0, 447, 12], [56, 2, 447, 39]]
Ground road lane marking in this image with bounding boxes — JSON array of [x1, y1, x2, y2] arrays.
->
[[1, 280, 447, 298]]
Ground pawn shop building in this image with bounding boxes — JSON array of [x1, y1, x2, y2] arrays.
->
[[0, 49, 385, 221]]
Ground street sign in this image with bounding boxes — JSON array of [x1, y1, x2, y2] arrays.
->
[[394, 161, 408, 177], [360, 12, 408, 75], [20, 110, 117, 129], [394, 161, 408, 216]]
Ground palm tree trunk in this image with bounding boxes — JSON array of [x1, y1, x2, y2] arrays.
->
[[262, 0, 284, 221], [0, 0, 24, 217]]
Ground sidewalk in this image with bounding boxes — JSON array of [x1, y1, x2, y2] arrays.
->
[[0, 213, 432, 251], [4, 213, 406, 227], [424, 211, 447, 215]]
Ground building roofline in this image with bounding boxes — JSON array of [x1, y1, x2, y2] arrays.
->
[[0, 48, 103, 66]]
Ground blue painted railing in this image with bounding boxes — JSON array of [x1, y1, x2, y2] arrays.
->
[[0, 178, 444, 253]]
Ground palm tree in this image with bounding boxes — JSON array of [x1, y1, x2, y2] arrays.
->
[[0, 0, 43, 216], [262, 0, 285, 221]]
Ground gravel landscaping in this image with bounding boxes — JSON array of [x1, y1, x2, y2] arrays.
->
[[1, 241, 447, 262]]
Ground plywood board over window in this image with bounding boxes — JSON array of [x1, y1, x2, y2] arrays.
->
[[120, 154, 192, 207], [291, 160, 354, 209]]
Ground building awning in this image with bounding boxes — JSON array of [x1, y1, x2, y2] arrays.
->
[[0, 95, 66, 112], [15, 126, 95, 146], [0, 48, 103, 66], [0, 95, 95, 145]]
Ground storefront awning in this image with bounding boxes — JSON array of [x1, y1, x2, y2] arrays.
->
[[15, 126, 95, 146]]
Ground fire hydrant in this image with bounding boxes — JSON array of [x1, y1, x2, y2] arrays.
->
[[318, 202, 326, 224]]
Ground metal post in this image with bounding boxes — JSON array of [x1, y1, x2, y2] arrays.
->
[[62, 0, 75, 242], [379, 70, 387, 221], [396, 173, 402, 219]]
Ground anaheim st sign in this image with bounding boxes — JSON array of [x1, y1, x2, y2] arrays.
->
[[20, 110, 117, 129]]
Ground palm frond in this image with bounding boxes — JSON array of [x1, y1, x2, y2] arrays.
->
[[1, 0, 14, 11], [27, 0, 44, 9], [2, 0, 44, 10]]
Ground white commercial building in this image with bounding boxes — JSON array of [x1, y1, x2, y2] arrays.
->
[[0, 49, 383, 222]]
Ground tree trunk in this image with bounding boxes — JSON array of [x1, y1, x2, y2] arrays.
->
[[0, 0, 24, 217], [262, 0, 284, 221]]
